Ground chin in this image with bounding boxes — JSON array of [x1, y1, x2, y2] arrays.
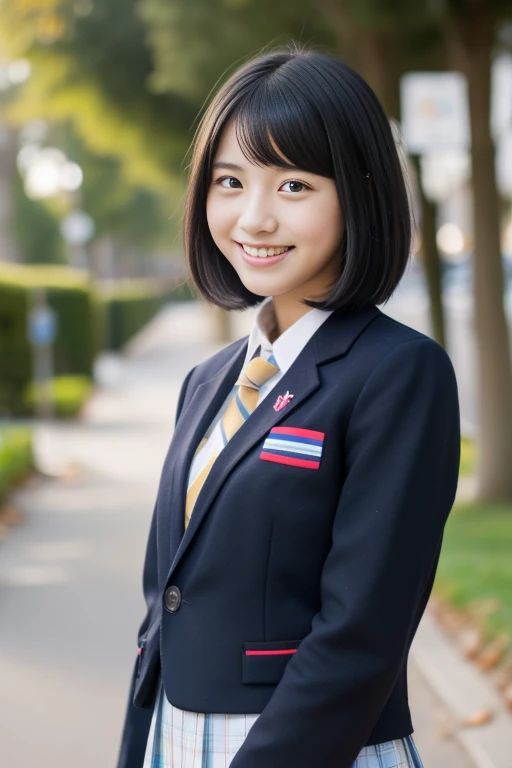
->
[[238, 274, 294, 297], [238, 279, 272, 297]]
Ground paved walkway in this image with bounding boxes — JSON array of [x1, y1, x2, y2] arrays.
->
[[0, 300, 476, 767]]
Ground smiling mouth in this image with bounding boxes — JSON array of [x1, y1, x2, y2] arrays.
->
[[237, 242, 294, 258]]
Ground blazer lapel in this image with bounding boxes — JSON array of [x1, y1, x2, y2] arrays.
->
[[158, 338, 248, 585], [164, 302, 382, 584]]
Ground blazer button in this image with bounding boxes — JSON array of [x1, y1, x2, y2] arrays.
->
[[164, 585, 181, 613]]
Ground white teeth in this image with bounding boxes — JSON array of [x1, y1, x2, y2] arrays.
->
[[242, 244, 291, 258]]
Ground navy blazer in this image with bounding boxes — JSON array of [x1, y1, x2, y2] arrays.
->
[[116, 302, 460, 768]]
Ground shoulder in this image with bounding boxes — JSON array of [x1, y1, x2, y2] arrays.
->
[[359, 309, 456, 379], [344, 312, 460, 472], [329, 308, 459, 421], [350, 312, 459, 419]]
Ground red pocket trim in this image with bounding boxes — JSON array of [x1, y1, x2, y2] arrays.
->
[[245, 649, 298, 656], [260, 452, 320, 470]]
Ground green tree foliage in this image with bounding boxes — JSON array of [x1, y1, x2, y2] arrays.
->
[[0, 0, 190, 260], [138, 0, 333, 102], [0, 0, 192, 192], [12, 171, 66, 264], [69, 128, 181, 247]]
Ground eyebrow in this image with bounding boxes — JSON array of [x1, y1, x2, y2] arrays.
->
[[212, 161, 305, 173], [212, 162, 243, 171]]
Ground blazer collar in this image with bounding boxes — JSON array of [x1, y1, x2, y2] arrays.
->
[[160, 302, 382, 585], [245, 296, 334, 375], [315, 301, 382, 363]]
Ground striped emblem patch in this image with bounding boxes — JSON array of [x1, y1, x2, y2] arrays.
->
[[260, 426, 325, 470]]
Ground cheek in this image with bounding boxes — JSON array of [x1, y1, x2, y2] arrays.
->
[[294, 198, 343, 248], [206, 195, 230, 240]]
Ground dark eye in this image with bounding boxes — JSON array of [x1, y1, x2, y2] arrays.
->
[[216, 176, 242, 189], [281, 181, 308, 193]]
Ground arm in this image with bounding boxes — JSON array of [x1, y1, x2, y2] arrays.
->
[[230, 338, 461, 768], [116, 364, 197, 768]]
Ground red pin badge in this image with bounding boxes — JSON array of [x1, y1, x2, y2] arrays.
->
[[273, 391, 294, 412]]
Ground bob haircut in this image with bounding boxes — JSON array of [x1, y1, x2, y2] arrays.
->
[[183, 44, 412, 312]]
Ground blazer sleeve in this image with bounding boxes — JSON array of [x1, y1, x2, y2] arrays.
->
[[230, 338, 461, 768], [116, 364, 197, 768]]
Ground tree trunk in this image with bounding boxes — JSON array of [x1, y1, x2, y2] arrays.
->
[[0, 122, 21, 263], [411, 156, 446, 347], [315, 0, 447, 348], [448, 7, 512, 501]]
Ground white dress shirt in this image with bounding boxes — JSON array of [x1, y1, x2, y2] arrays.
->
[[187, 295, 334, 492]]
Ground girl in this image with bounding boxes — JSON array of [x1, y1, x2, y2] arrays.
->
[[117, 44, 460, 768]]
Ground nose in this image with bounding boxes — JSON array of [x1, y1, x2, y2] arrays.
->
[[238, 193, 278, 235]]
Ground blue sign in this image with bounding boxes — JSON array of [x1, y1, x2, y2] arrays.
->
[[28, 306, 57, 346]]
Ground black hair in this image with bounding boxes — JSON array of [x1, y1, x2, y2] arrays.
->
[[183, 43, 411, 311]]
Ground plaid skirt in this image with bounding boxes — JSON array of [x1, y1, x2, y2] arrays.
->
[[143, 677, 424, 768]]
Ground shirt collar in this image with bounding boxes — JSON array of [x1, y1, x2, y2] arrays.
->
[[243, 296, 334, 375]]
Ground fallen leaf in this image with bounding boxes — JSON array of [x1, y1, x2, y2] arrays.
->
[[59, 462, 82, 484], [436, 721, 457, 739], [437, 609, 467, 636], [477, 635, 509, 671], [460, 709, 494, 727], [458, 628, 485, 660], [491, 664, 512, 691], [0, 504, 23, 526]]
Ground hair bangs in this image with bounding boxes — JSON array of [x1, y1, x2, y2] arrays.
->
[[230, 79, 334, 179]]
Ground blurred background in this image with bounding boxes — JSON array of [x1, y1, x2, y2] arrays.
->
[[1, 1, 512, 766]]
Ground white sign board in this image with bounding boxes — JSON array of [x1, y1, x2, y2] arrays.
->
[[492, 54, 512, 140], [400, 72, 470, 154]]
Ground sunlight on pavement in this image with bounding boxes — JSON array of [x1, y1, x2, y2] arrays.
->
[[26, 539, 91, 561], [0, 564, 71, 587]]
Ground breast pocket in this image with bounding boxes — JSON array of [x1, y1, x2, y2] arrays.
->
[[260, 426, 325, 470], [241, 639, 303, 684]]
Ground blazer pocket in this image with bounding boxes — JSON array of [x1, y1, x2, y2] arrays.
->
[[133, 617, 161, 708], [136, 638, 146, 678], [241, 639, 303, 685], [260, 426, 325, 470]]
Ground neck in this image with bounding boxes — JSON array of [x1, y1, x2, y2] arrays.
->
[[270, 295, 314, 340]]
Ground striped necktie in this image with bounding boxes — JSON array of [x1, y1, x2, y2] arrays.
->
[[184, 349, 279, 530]]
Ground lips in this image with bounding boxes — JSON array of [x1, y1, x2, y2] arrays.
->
[[235, 241, 295, 267]]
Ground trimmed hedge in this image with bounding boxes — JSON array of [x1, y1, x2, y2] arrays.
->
[[0, 264, 98, 415], [102, 285, 163, 351], [0, 428, 33, 505], [0, 264, 196, 414], [23, 375, 93, 418], [0, 277, 31, 416], [101, 279, 195, 350]]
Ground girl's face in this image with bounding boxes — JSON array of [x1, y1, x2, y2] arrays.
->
[[206, 119, 344, 308]]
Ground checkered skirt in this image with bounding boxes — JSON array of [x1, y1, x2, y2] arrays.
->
[[143, 677, 424, 768]]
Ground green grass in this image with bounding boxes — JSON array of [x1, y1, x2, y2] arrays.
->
[[459, 435, 476, 476], [0, 428, 33, 504], [434, 500, 512, 644]]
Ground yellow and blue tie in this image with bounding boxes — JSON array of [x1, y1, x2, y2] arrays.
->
[[184, 349, 279, 530]]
